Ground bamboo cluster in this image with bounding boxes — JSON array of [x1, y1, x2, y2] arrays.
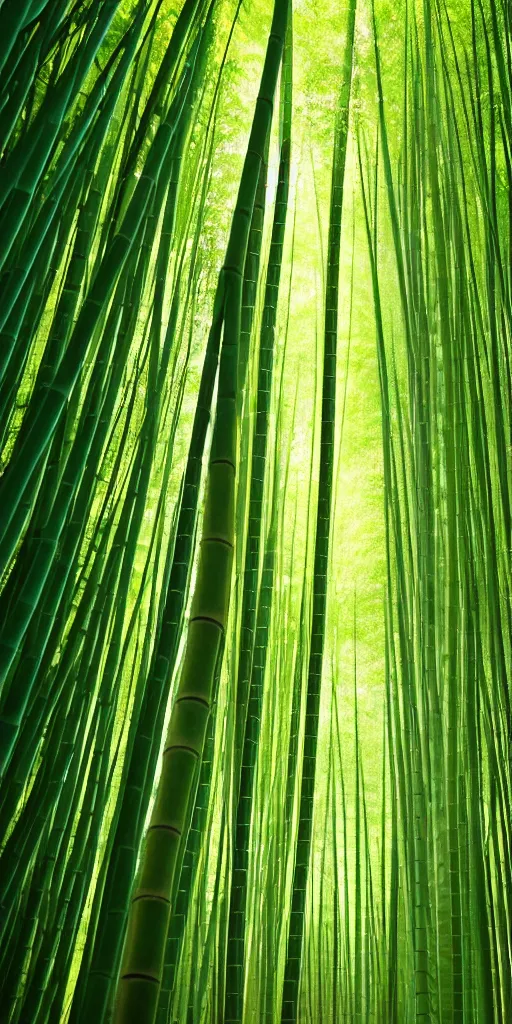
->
[[0, 1, 510, 1023]]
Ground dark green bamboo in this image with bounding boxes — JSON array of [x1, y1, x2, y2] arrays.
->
[[224, 15, 292, 1019]]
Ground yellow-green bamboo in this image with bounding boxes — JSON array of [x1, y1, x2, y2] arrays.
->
[[113, 3, 288, 1021]]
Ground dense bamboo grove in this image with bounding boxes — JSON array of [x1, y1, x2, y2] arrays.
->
[[0, 0, 510, 1022]]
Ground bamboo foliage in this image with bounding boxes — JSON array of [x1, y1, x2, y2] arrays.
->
[[0, 2, 511, 1024]]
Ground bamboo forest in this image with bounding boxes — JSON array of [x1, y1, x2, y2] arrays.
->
[[1, 0, 511, 1021]]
